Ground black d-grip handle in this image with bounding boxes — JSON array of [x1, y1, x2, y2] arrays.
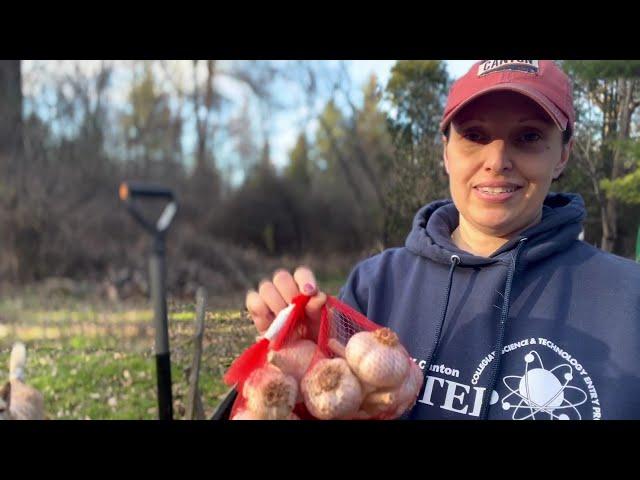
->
[[120, 182, 174, 201], [119, 181, 177, 235]]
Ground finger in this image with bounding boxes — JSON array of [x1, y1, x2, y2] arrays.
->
[[302, 291, 326, 343], [258, 280, 288, 316], [272, 269, 299, 304], [245, 290, 274, 334], [305, 290, 327, 325], [293, 266, 318, 296]]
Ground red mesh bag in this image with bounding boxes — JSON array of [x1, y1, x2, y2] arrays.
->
[[224, 294, 423, 420], [224, 294, 316, 420]]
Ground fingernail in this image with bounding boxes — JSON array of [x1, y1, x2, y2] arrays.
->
[[303, 283, 316, 295]]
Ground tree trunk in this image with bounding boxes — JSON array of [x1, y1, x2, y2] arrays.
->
[[0, 60, 22, 165], [601, 200, 617, 252], [601, 79, 634, 252], [194, 60, 217, 171], [0, 61, 22, 281]]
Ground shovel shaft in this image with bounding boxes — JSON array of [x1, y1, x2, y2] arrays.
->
[[155, 353, 173, 420], [150, 247, 173, 419], [150, 249, 170, 355]]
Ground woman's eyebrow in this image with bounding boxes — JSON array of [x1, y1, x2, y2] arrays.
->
[[455, 116, 487, 127], [517, 115, 553, 124]]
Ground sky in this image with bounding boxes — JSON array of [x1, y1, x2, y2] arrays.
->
[[349, 60, 477, 85], [21, 60, 479, 181], [268, 60, 478, 171]]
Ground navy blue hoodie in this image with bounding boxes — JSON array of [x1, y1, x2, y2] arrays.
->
[[338, 193, 640, 420]]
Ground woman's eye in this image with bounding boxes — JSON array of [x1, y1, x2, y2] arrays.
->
[[520, 132, 542, 143], [464, 131, 486, 143]]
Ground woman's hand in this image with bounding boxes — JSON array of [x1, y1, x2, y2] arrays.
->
[[245, 266, 327, 337]]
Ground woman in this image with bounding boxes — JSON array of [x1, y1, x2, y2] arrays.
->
[[245, 60, 640, 420]]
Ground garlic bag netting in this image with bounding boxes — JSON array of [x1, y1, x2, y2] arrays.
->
[[224, 294, 423, 420], [224, 294, 314, 420], [306, 296, 424, 420]]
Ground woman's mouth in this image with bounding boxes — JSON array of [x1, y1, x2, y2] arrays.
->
[[473, 184, 523, 202]]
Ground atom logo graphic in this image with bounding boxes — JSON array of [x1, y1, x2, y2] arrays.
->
[[498, 350, 588, 420]]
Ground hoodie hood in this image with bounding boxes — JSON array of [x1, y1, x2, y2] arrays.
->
[[405, 192, 586, 267]]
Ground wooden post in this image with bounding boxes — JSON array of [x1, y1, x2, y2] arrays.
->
[[186, 287, 206, 420]]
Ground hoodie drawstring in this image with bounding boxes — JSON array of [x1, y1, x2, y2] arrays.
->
[[422, 254, 460, 379], [479, 237, 528, 419]]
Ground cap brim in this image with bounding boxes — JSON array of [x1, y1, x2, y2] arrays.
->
[[440, 83, 569, 133]]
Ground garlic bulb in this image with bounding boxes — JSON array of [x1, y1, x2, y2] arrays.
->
[[361, 390, 398, 417], [361, 361, 424, 418], [267, 339, 318, 383], [389, 360, 424, 417], [327, 338, 346, 358], [345, 328, 409, 388], [231, 408, 261, 420], [242, 365, 298, 420], [232, 408, 299, 420], [301, 358, 363, 420]]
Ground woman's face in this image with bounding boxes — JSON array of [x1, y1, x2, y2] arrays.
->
[[444, 91, 572, 238]]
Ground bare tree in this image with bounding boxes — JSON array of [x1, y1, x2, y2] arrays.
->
[[568, 63, 640, 252], [0, 60, 22, 160]]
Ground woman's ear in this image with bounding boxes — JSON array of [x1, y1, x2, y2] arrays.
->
[[554, 137, 573, 179], [443, 136, 450, 175]]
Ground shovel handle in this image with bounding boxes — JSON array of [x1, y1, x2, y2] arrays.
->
[[119, 182, 177, 235], [120, 182, 174, 201]]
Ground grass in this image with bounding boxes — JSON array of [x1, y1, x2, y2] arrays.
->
[[0, 300, 256, 420], [0, 274, 347, 420]]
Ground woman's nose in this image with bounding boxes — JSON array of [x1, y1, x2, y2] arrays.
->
[[482, 140, 512, 173]]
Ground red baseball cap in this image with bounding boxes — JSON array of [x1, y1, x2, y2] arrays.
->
[[440, 60, 575, 133]]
